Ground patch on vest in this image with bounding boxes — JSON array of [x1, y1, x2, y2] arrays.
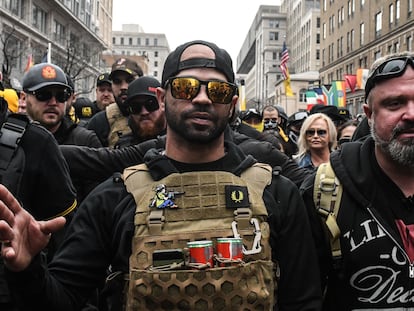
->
[[149, 184, 185, 209], [225, 185, 250, 208]]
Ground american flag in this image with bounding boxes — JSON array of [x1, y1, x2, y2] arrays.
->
[[280, 42, 290, 80]]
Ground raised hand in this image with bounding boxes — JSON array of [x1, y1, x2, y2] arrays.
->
[[0, 185, 66, 272]]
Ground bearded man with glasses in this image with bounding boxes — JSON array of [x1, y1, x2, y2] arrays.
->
[[301, 51, 414, 310], [23, 63, 102, 205], [114, 76, 166, 149]]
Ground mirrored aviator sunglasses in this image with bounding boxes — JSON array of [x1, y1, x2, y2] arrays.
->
[[128, 98, 159, 114], [168, 76, 237, 105], [29, 89, 70, 103], [365, 56, 414, 98]]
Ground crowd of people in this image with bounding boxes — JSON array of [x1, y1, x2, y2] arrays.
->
[[0, 42, 413, 311]]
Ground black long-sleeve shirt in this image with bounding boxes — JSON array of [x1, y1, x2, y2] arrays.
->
[[8, 142, 322, 310]]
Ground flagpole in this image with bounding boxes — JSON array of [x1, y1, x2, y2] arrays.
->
[[47, 42, 52, 63]]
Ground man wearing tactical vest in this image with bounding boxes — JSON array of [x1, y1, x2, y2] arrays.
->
[[0, 40, 322, 310], [87, 58, 143, 147]]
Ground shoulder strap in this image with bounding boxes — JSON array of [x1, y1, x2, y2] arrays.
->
[[0, 114, 29, 169], [313, 162, 343, 259], [0, 114, 30, 195]]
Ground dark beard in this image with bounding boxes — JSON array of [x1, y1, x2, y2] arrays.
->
[[165, 99, 228, 144], [372, 119, 414, 167]]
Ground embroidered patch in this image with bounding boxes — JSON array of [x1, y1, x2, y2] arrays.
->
[[41, 66, 57, 79], [225, 185, 250, 208], [149, 184, 184, 209]]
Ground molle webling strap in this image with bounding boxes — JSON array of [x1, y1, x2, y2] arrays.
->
[[313, 162, 343, 259], [106, 102, 131, 147]]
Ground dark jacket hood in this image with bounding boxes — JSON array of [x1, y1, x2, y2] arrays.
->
[[143, 140, 257, 181]]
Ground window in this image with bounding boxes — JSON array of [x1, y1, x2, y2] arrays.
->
[[409, 0, 413, 17], [351, 29, 355, 51], [316, 49, 320, 60], [154, 71, 158, 77], [154, 38, 158, 46], [269, 20, 279, 28], [272, 52, 277, 60], [323, 23, 326, 39], [145, 38, 149, 46], [375, 12, 382, 36], [137, 38, 141, 45], [120, 37, 124, 45], [407, 36, 413, 51], [360, 23, 364, 45], [32, 5, 47, 33], [154, 61, 158, 67], [270, 32, 279, 41], [129, 38, 132, 45], [53, 20, 66, 45], [316, 17, 320, 28], [389, 4, 394, 24], [154, 51, 158, 57], [112, 37, 116, 44], [316, 33, 320, 44], [396, 0, 400, 20], [3, 0, 23, 17]]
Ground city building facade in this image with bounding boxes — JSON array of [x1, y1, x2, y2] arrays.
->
[[0, 0, 112, 97], [110, 24, 170, 80], [319, 0, 414, 115], [236, 5, 287, 113]]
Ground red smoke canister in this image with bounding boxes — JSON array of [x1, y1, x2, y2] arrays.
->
[[187, 240, 214, 267], [216, 238, 243, 265]]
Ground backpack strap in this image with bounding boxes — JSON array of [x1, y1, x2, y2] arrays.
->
[[313, 162, 343, 259], [0, 114, 30, 195]]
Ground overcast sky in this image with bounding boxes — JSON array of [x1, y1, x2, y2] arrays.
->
[[112, 0, 279, 65]]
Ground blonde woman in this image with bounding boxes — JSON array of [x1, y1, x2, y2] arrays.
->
[[295, 112, 337, 171]]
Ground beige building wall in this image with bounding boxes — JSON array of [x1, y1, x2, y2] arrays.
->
[[110, 24, 170, 81], [320, 0, 414, 115]]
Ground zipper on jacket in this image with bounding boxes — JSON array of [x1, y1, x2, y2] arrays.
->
[[367, 208, 414, 279]]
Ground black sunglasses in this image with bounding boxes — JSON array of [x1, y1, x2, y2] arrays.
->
[[306, 129, 327, 137], [27, 89, 70, 103], [166, 76, 237, 105], [127, 98, 159, 114], [365, 56, 414, 98]]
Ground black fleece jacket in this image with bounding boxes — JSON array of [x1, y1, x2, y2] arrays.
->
[[9, 141, 322, 311]]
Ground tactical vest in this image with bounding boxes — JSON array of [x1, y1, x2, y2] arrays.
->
[[106, 103, 131, 148], [123, 163, 277, 310]]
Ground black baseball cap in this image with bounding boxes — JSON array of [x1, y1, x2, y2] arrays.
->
[[96, 72, 111, 86], [310, 104, 345, 122], [22, 63, 69, 92], [109, 58, 143, 79], [124, 76, 161, 106], [161, 40, 235, 86]]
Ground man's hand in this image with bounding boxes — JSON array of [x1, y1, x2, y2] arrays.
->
[[0, 185, 66, 271]]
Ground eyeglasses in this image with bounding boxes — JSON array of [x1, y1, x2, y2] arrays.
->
[[127, 98, 159, 114], [305, 129, 327, 137], [28, 89, 70, 103], [365, 56, 414, 98], [166, 76, 237, 105]]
